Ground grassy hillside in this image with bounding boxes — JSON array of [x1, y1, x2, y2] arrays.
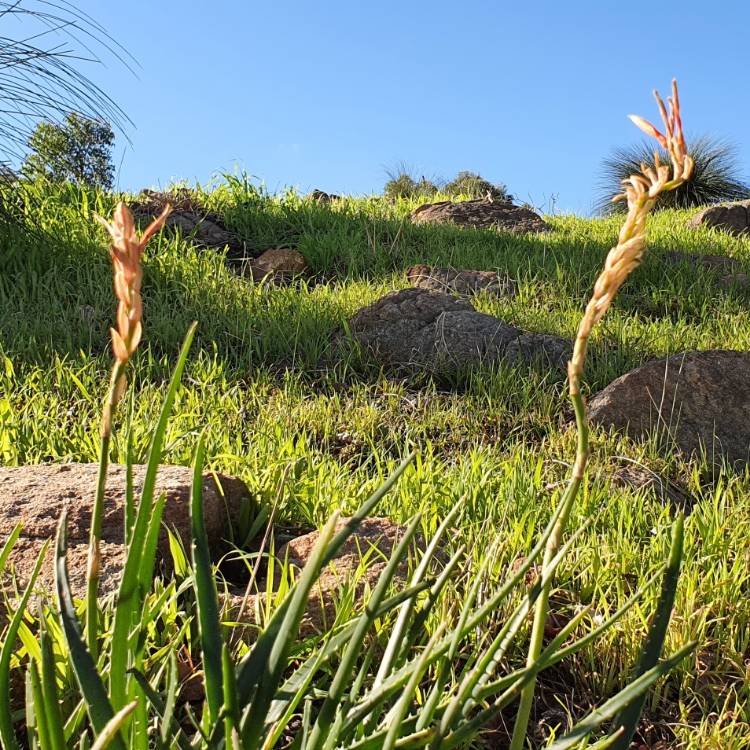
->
[[2, 179, 750, 747]]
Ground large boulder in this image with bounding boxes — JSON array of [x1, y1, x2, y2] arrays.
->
[[589, 350, 750, 465], [406, 265, 517, 299], [688, 200, 750, 236], [0, 463, 250, 599], [410, 198, 550, 233], [347, 288, 569, 373]]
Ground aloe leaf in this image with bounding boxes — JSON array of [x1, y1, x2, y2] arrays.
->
[[382, 624, 446, 750], [306, 514, 423, 750], [40, 612, 67, 750], [110, 322, 197, 709], [0, 523, 22, 571], [374, 503, 462, 691], [235, 454, 414, 707], [263, 580, 432, 734], [548, 642, 696, 750], [128, 669, 192, 750], [89, 701, 138, 750], [610, 515, 684, 750], [0, 539, 48, 750], [190, 432, 224, 726], [239, 513, 340, 747], [28, 660, 49, 750], [55, 513, 126, 750]]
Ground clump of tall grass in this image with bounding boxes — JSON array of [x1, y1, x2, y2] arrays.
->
[[0, 81, 697, 749]]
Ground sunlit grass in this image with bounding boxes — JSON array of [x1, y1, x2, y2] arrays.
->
[[2, 177, 750, 746]]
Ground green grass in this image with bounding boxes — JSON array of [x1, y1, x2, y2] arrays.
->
[[2, 178, 750, 747]]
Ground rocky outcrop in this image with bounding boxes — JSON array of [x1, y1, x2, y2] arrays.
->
[[132, 189, 248, 260], [688, 200, 750, 236], [589, 350, 750, 465], [347, 288, 569, 373], [406, 265, 517, 299], [0, 463, 250, 599], [410, 199, 550, 233]]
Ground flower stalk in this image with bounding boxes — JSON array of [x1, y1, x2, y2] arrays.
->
[[509, 80, 694, 750], [85, 202, 170, 658]]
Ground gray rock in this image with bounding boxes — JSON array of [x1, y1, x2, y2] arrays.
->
[[663, 250, 741, 273], [410, 198, 550, 233], [0, 463, 250, 599], [348, 288, 569, 374], [132, 189, 248, 260], [688, 200, 750, 236], [589, 350, 750, 465], [406, 264, 517, 299]]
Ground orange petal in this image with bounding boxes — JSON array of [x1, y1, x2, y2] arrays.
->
[[111, 328, 129, 363], [138, 204, 172, 251], [628, 115, 667, 148]]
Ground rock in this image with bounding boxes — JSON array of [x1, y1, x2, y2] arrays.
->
[[131, 189, 248, 260], [505, 332, 571, 370], [718, 272, 750, 290], [589, 350, 750, 465], [246, 247, 308, 284], [0, 463, 250, 599], [663, 250, 741, 273], [410, 198, 550, 233], [610, 465, 691, 510], [347, 288, 570, 374], [222, 517, 410, 636], [406, 265, 517, 299], [688, 200, 750, 236], [310, 189, 341, 203]]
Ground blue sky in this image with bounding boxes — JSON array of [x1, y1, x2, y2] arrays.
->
[[61, 1, 750, 214]]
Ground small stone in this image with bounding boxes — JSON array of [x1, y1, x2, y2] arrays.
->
[[410, 198, 550, 234], [131, 189, 248, 260], [222, 517, 411, 636], [310, 189, 341, 203], [610, 465, 692, 510], [247, 247, 308, 284], [405, 265, 517, 299], [718, 272, 749, 290]]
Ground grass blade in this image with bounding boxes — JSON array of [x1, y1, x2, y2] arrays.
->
[[110, 322, 197, 709], [0, 539, 48, 750], [90, 702, 138, 750], [610, 515, 684, 750], [548, 642, 696, 750], [55, 512, 126, 750], [190, 431, 224, 726]]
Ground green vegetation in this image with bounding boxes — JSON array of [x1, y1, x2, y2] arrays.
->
[[23, 113, 116, 190], [384, 166, 512, 202], [2, 177, 750, 748], [597, 135, 750, 214]]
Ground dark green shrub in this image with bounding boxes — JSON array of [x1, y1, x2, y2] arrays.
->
[[597, 135, 750, 214], [444, 170, 513, 201]]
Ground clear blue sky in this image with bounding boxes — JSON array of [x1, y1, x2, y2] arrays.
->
[[65, 1, 750, 214]]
